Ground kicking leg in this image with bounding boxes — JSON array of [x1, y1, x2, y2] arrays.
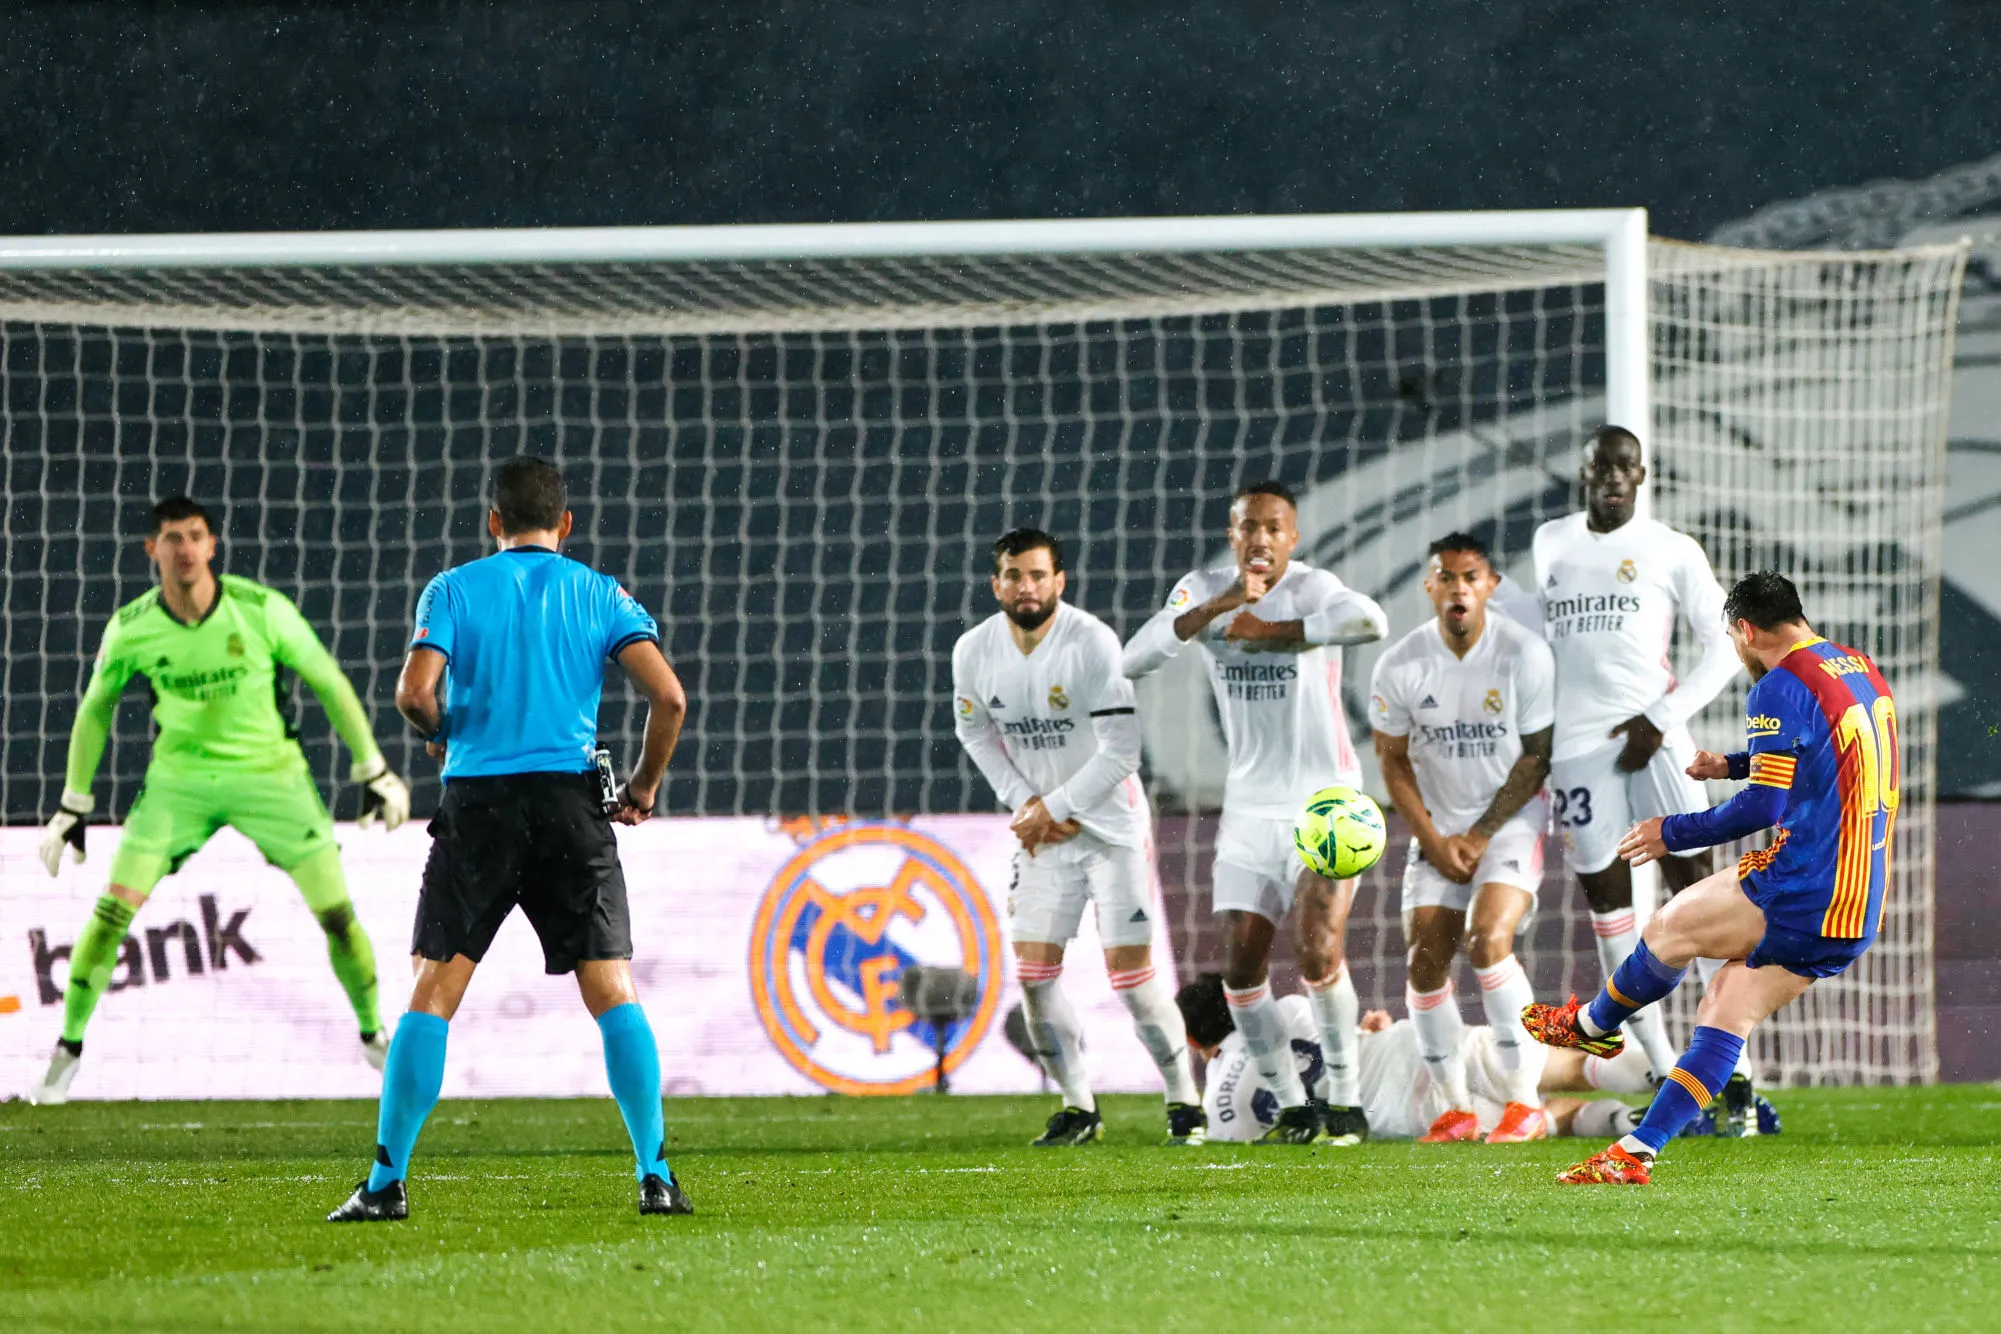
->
[[1577, 859, 1679, 1079], [289, 845, 385, 1057]]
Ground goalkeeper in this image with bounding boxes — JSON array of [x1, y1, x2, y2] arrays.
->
[[30, 496, 411, 1104]]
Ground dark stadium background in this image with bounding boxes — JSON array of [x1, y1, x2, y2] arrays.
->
[[2, 1, 1997, 1075]]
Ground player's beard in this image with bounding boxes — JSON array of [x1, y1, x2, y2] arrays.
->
[[1005, 600, 1056, 632]]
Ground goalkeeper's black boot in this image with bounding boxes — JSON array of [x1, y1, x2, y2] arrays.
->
[[327, 1178, 407, 1223], [640, 1173, 694, 1216], [1254, 1100, 1326, 1146], [1321, 1103, 1370, 1147], [1031, 1106, 1103, 1147]]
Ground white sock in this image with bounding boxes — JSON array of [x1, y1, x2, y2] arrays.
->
[[1693, 958, 1757, 1080], [1592, 908, 1680, 1079], [1223, 980, 1306, 1108], [1407, 982, 1471, 1109], [1571, 1099, 1643, 1140], [1582, 1044, 1654, 1095], [1473, 954, 1543, 1106], [1109, 963, 1198, 1106], [1018, 964, 1094, 1112], [1303, 962, 1361, 1107]]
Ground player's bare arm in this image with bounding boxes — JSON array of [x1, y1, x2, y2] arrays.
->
[[1374, 729, 1472, 883], [1449, 724, 1553, 868], [395, 645, 448, 741], [612, 639, 687, 824]]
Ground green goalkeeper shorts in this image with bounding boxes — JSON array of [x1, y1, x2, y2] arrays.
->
[[109, 758, 338, 896]]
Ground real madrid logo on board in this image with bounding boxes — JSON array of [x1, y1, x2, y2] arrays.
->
[[1483, 688, 1504, 715], [1048, 684, 1069, 711], [748, 822, 1002, 1096], [1616, 559, 1638, 585]]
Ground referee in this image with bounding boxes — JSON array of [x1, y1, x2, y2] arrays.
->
[[329, 456, 692, 1222]]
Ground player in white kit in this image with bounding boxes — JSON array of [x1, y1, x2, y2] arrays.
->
[[1371, 533, 1557, 1144], [1534, 426, 1742, 1084], [952, 529, 1203, 1147], [1172, 974, 1651, 1143], [1123, 482, 1388, 1145]]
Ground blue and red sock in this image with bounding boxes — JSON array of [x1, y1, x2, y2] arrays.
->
[[1624, 1025, 1745, 1155], [1586, 939, 1686, 1035]]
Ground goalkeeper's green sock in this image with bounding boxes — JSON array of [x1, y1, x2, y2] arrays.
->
[[62, 896, 137, 1045], [292, 847, 382, 1036]]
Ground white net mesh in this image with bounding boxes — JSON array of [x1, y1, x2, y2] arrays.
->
[[0, 231, 1961, 1086]]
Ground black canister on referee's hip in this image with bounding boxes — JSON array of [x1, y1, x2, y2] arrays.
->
[[593, 744, 620, 816]]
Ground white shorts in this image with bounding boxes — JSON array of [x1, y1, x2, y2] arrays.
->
[[1008, 832, 1158, 949], [1211, 809, 1311, 923], [1398, 810, 1546, 914], [1548, 729, 1708, 875]]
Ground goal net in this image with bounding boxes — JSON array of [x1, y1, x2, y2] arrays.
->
[[0, 217, 1962, 1086]]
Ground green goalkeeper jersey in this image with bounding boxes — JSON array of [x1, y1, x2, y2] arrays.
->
[[65, 574, 382, 790]]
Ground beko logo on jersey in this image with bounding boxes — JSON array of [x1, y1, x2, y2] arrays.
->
[[1544, 592, 1643, 638], [1217, 662, 1296, 702], [1001, 717, 1075, 751]]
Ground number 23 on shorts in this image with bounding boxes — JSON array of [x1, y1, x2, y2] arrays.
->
[[1550, 786, 1593, 828]]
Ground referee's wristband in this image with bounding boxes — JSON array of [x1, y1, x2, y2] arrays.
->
[[619, 782, 656, 815]]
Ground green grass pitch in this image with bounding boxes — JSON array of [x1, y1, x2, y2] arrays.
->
[[4, 1088, 1998, 1332]]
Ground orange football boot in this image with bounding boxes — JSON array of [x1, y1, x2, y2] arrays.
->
[[1484, 1102, 1549, 1143], [1555, 1143, 1652, 1184], [1418, 1109, 1481, 1143], [1521, 994, 1626, 1058]]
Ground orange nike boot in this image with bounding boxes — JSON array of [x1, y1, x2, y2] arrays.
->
[[1521, 994, 1626, 1058], [1484, 1102, 1549, 1143], [1555, 1143, 1652, 1185], [1418, 1109, 1481, 1143]]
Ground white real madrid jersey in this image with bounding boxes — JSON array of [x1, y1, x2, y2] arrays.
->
[[1531, 512, 1738, 762], [1123, 561, 1388, 818], [951, 602, 1150, 847], [1368, 614, 1556, 836]]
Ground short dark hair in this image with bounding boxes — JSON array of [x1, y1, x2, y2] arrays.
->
[[1175, 972, 1234, 1049], [991, 528, 1064, 575], [1585, 424, 1644, 461], [1234, 479, 1297, 509], [151, 496, 216, 534], [491, 456, 568, 534], [1426, 531, 1491, 568], [1723, 570, 1808, 631]]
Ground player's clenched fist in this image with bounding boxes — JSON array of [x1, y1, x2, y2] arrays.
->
[[353, 756, 412, 830], [38, 790, 93, 876], [1684, 750, 1732, 781]]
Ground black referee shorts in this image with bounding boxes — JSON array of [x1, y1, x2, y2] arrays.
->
[[413, 772, 633, 975]]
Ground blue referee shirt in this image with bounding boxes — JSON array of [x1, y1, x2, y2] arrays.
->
[[410, 546, 659, 781]]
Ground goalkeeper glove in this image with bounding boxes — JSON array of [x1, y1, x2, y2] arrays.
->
[[38, 790, 94, 877], [352, 755, 411, 831]]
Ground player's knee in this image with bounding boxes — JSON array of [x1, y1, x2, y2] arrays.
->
[[1462, 925, 1512, 969], [1219, 956, 1267, 991], [315, 903, 356, 940]]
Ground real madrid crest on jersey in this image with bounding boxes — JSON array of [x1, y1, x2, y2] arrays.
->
[[226, 633, 245, 657], [1616, 559, 1638, 584], [1483, 688, 1504, 715], [1048, 684, 1069, 711]]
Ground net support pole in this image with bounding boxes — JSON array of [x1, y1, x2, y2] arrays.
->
[[1601, 207, 1653, 515]]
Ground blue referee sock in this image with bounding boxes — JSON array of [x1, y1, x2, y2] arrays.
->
[[597, 1002, 673, 1183], [1586, 939, 1687, 1036], [367, 1012, 448, 1191], [1625, 1025, 1746, 1155]]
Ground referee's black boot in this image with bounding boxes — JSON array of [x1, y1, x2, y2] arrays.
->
[[640, 1173, 694, 1216], [327, 1178, 408, 1223]]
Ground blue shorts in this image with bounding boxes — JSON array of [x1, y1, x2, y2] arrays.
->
[[1743, 918, 1872, 979]]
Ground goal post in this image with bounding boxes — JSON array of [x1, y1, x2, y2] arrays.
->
[[0, 211, 1961, 1086]]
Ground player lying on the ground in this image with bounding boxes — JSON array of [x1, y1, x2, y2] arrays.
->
[[30, 496, 410, 1104], [329, 457, 691, 1223], [952, 529, 1202, 1147], [1124, 481, 1387, 1146], [1526, 570, 1895, 1184], [1174, 972, 1651, 1142], [1534, 425, 1743, 1085], [1371, 532, 1556, 1144]]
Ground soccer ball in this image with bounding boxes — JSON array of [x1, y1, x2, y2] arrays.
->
[[1293, 785, 1387, 880]]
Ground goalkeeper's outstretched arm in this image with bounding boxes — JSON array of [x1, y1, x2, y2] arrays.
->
[[40, 637, 135, 874], [267, 590, 410, 829]]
